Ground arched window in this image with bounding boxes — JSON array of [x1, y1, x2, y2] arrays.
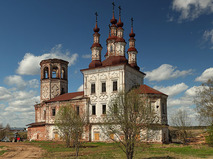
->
[[61, 67, 66, 79], [52, 66, 59, 78], [43, 67, 49, 79]]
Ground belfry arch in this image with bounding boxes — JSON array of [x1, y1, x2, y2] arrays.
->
[[40, 59, 69, 102]]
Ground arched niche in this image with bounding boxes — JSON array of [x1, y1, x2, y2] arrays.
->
[[43, 67, 49, 79], [52, 66, 59, 78], [61, 67, 67, 80]]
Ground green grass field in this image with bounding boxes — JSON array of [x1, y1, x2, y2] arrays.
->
[[28, 141, 213, 159]]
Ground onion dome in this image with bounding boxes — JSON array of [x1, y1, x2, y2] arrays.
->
[[117, 6, 123, 28], [129, 18, 135, 38], [93, 12, 100, 32], [110, 2, 117, 25]]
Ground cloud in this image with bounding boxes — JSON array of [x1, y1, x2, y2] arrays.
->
[[77, 84, 83, 92], [4, 75, 39, 90], [82, 54, 91, 59], [16, 44, 78, 75], [154, 83, 188, 97], [171, 0, 213, 21], [145, 64, 193, 81], [203, 29, 213, 47], [0, 87, 12, 101], [168, 105, 199, 125], [195, 67, 213, 82], [4, 75, 27, 89]]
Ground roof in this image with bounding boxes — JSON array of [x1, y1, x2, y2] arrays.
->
[[26, 122, 46, 127], [138, 84, 168, 96], [45, 91, 84, 103]]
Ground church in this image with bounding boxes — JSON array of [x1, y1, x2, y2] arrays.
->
[[27, 5, 169, 143]]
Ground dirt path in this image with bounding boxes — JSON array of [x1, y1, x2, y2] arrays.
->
[[0, 142, 45, 159]]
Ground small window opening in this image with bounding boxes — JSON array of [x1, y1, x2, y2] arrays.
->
[[113, 81, 117, 91], [162, 104, 165, 114], [91, 83, 95, 94], [43, 110, 46, 120], [61, 68, 66, 79], [76, 106, 79, 115], [61, 88, 65, 95], [102, 105, 106, 114], [43, 67, 49, 79], [102, 82, 106, 93], [92, 105, 96, 115], [52, 66, 58, 78], [52, 108, 56, 116]]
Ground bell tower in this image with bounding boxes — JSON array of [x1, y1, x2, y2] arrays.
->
[[40, 59, 69, 102]]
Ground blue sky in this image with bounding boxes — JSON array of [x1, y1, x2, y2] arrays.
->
[[0, 0, 213, 127]]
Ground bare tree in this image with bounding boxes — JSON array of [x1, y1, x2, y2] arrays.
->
[[170, 109, 191, 144], [102, 90, 158, 159], [194, 78, 213, 125], [55, 104, 86, 157], [194, 78, 213, 146]]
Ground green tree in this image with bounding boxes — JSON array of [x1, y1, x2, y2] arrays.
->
[[55, 105, 86, 157], [102, 90, 158, 159], [170, 109, 191, 144]]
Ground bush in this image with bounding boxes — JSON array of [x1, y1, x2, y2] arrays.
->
[[205, 125, 213, 147]]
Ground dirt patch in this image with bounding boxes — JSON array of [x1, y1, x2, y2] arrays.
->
[[0, 142, 45, 159]]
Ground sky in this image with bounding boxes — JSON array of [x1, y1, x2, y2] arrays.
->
[[0, 0, 213, 127]]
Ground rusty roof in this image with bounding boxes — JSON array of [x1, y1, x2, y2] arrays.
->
[[138, 84, 167, 96], [45, 91, 84, 103]]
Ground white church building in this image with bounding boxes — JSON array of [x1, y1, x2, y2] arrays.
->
[[27, 5, 169, 143]]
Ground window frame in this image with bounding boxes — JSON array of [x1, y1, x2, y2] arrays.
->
[[92, 105, 96, 115], [91, 83, 95, 94], [76, 106, 80, 115], [102, 104, 106, 115], [102, 82, 106, 93], [113, 81, 118, 92], [52, 108, 56, 116]]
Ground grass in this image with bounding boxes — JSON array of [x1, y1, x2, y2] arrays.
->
[[28, 141, 213, 159], [0, 146, 6, 156]]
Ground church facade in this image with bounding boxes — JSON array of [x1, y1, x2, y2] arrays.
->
[[27, 6, 169, 143]]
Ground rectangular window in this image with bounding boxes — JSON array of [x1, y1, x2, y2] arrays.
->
[[43, 110, 46, 120], [102, 105, 106, 114], [113, 81, 117, 91], [102, 82, 106, 93], [92, 105, 96, 115], [91, 83, 95, 94], [162, 104, 165, 114], [76, 106, 79, 115], [52, 108, 56, 116]]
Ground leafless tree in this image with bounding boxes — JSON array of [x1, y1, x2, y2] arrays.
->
[[194, 78, 213, 125], [194, 78, 213, 146], [102, 89, 158, 159], [170, 109, 191, 144], [55, 104, 86, 157]]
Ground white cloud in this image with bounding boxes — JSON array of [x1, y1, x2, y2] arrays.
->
[[203, 29, 213, 46], [16, 44, 78, 75], [77, 84, 83, 92], [154, 83, 188, 97], [195, 67, 213, 82], [4, 75, 27, 89], [4, 75, 39, 90], [145, 64, 193, 81], [82, 54, 91, 59], [185, 85, 202, 96], [0, 87, 12, 100], [172, 0, 213, 21]]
